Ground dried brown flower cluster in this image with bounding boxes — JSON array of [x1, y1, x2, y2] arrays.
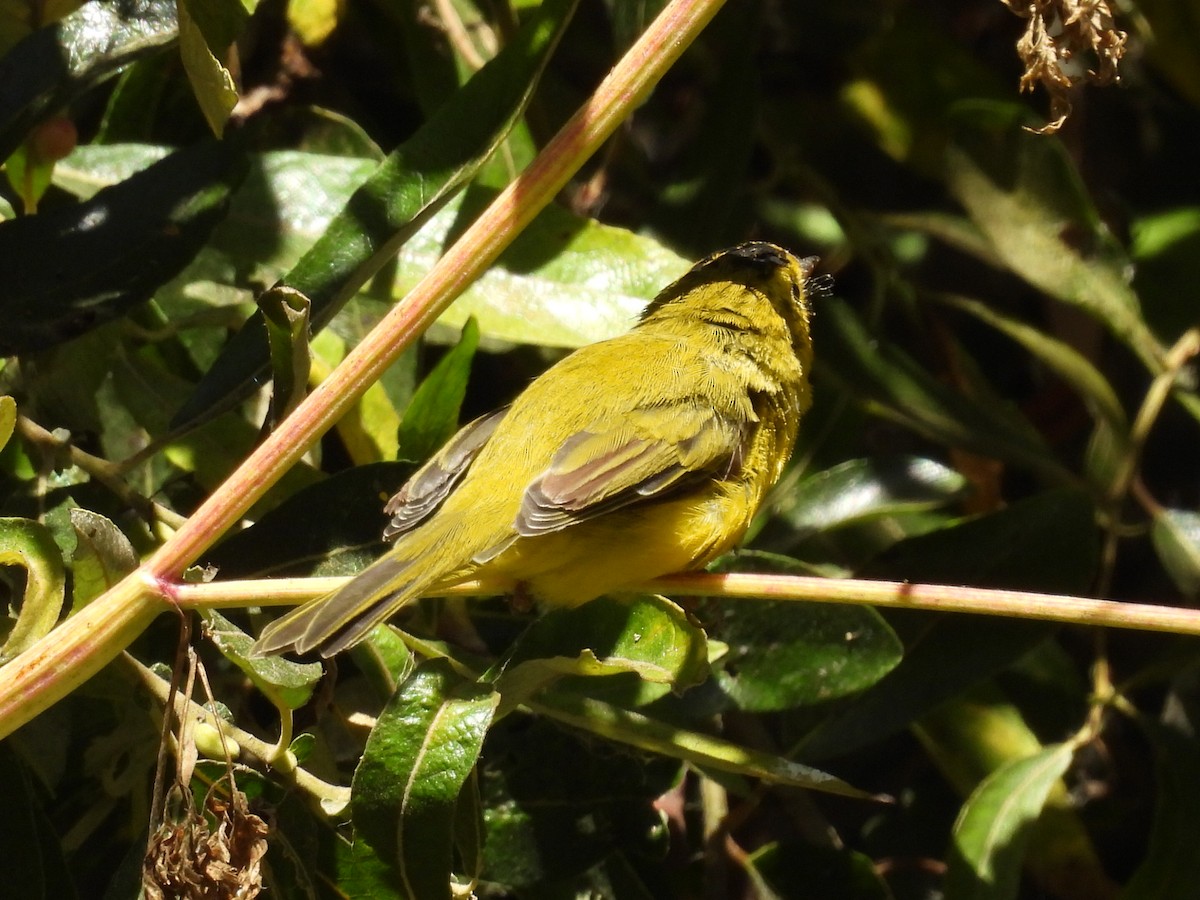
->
[[144, 788, 269, 900], [1002, 0, 1127, 133]]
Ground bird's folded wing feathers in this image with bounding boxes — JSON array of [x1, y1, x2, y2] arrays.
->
[[516, 403, 747, 535], [384, 407, 509, 539]]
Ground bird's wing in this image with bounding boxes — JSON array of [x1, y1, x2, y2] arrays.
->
[[383, 407, 509, 540], [516, 402, 750, 536]]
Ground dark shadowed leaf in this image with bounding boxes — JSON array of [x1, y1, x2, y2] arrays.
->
[[0, 140, 244, 353], [1121, 715, 1200, 900], [204, 461, 413, 578], [704, 597, 903, 712], [1151, 508, 1200, 600]]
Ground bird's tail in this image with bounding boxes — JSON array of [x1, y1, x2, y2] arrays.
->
[[252, 527, 459, 657]]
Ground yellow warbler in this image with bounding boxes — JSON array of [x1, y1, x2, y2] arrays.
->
[[254, 242, 818, 657]]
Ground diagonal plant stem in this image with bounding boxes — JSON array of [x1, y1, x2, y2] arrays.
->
[[0, 0, 730, 740]]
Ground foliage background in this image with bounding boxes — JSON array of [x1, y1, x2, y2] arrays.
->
[[2, 0, 1200, 897]]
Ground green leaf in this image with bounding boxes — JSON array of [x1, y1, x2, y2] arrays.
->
[[287, 0, 342, 46], [916, 688, 1115, 898], [0, 518, 66, 664], [68, 508, 139, 609], [410, 189, 689, 346], [172, 0, 581, 428], [932, 292, 1128, 434], [311, 321, 408, 465], [943, 743, 1075, 900], [494, 593, 711, 713], [203, 609, 323, 711], [0, 396, 14, 451], [93, 55, 174, 145], [0, 139, 245, 353], [50, 144, 188, 199], [385, 0, 458, 117], [1131, 207, 1200, 340], [331, 832, 408, 899], [776, 455, 969, 539], [107, 341, 321, 504], [176, 0, 243, 136], [4, 139, 52, 212], [52, 145, 689, 350], [917, 687, 1054, 796], [704, 598, 903, 712], [1151, 508, 1200, 600], [352, 658, 499, 898], [0, 0, 178, 162], [800, 618, 1054, 765], [535, 691, 878, 800], [397, 317, 480, 462]]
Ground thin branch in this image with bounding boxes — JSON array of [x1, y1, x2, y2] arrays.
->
[[171, 571, 1200, 639], [1099, 327, 1200, 594], [15, 414, 187, 531], [126, 654, 352, 813]]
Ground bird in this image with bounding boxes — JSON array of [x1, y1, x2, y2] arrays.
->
[[253, 241, 818, 657]]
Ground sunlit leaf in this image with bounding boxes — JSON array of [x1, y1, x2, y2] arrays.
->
[[0, 396, 14, 451], [68, 508, 138, 608], [352, 659, 498, 897], [0, 0, 177, 161], [495, 593, 710, 713], [943, 742, 1075, 900], [776, 455, 969, 539], [0, 518, 66, 663], [176, 0, 240, 136], [203, 609, 323, 711]]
